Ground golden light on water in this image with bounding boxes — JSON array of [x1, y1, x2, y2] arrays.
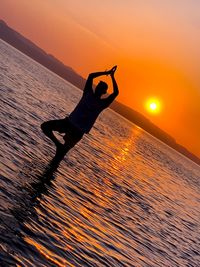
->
[[145, 98, 161, 114]]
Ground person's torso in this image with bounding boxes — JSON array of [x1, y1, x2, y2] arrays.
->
[[68, 90, 107, 133]]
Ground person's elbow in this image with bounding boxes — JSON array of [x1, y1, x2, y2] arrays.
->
[[85, 74, 94, 84], [114, 90, 119, 97], [88, 73, 95, 79]]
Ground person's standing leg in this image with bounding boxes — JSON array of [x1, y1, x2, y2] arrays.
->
[[53, 131, 83, 160], [63, 131, 83, 151]]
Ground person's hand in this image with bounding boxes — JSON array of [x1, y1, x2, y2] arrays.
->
[[110, 65, 117, 76], [107, 65, 117, 76]]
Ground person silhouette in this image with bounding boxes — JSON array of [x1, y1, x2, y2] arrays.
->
[[41, 65, 119, 159]]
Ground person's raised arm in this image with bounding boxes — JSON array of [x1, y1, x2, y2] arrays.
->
[[110, 66, 119, 97], [84, 68, 113, 93], [103, 66, 119, 105]]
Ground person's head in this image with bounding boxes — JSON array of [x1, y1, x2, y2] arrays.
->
[[95, 81, 108, 96]]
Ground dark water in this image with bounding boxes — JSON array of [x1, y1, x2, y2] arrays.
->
[[0, 39, 200, 267]]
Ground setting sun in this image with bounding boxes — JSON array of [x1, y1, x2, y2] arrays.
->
[[145, 98, 161, 114], [150, 102, 157, 110]]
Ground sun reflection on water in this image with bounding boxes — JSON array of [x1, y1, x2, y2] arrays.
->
[[24, 237, 71, 267], [111, 126, 142, 170]]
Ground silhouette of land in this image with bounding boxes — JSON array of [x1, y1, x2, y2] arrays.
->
[[0, 20, 85, 89], [0, 20, 199, 165]]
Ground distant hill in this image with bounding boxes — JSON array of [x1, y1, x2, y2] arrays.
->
[[0, 20, 85, 89], [0, 19, 199, 165]]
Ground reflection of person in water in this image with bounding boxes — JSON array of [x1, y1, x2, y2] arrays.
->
[[41, 65, 119, 159]]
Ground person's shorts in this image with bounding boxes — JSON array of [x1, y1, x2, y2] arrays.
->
[[42, 117, 84, 145], [63, 117, 84, 142]]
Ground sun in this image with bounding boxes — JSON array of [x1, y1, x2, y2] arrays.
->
[[150, 102, 157, 110], [145, 98, 161, 114]]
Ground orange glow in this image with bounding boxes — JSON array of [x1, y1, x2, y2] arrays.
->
[[145, 98, 161, 114]]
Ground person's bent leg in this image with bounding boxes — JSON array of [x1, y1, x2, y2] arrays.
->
[[54, 130, 83, 158], [41, 119, 67, 147], [63, 130, 83, 149]]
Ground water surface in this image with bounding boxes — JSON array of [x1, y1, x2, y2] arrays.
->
[[0, 39, 200, 267]]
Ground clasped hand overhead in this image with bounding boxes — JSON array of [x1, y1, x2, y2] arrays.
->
[[107, 65, 117, 76]]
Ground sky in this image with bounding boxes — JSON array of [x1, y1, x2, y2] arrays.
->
[[1, 0, 200, 157]]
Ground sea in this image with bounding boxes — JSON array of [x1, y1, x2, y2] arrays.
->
[[0, 39, 200, 267]]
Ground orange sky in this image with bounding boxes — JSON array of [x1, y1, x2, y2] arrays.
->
[[1, 0, 200, 157]]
